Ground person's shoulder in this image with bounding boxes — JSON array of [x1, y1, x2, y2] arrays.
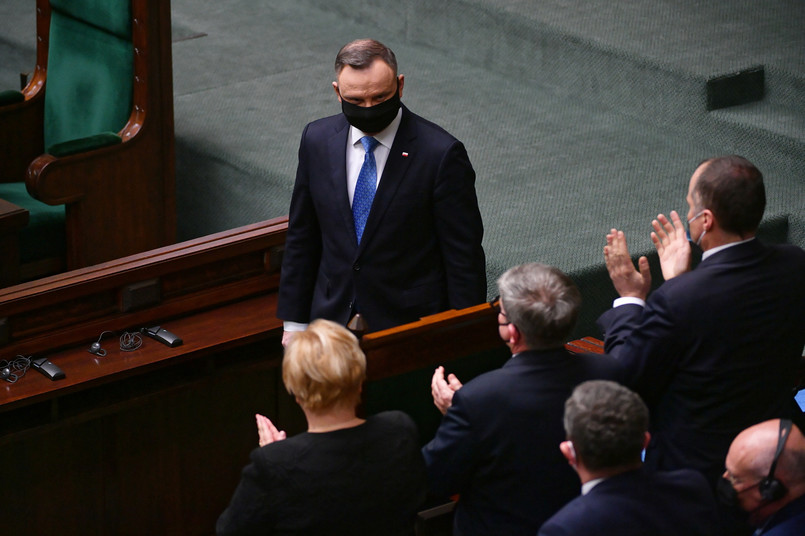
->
[[537, 495, 595, 536], [456, 364, 512, 392], [250, 433, 310, 465], [302, 113, 347, 136], [645, 468, 714, 500], [402, 106, 462, 144], [568, 351, 627, 381], [768, 241, 805, 262], [369, 410, 417, 431]]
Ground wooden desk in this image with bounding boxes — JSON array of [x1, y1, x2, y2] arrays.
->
[[0, 218, 292, 535]]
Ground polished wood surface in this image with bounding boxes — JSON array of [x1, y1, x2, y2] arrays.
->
[[1, 218, 291, 535], [362, 302, 506, 381]]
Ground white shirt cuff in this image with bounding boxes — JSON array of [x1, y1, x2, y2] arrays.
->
[[613, 297, 646, 308], [283, 321, 308, 332]]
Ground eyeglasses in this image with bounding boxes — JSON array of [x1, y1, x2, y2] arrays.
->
[[723, 470, 762, 494], [490, 295, 511, 327]]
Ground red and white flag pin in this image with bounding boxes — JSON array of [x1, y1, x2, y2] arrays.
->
[[402, 151, 409, 157]]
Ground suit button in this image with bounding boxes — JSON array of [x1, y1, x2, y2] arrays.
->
[[353, 264, 360, 271]]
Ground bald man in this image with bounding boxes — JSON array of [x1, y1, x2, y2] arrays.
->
[[722, 419, 805, 535]]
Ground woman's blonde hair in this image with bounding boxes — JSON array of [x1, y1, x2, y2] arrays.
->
[[282, 319, 366, 411]]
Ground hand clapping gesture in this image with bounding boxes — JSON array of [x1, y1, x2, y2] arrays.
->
[[651, 210, 692, 281], [603, 228, 652, 301], [256, 414, 287, 447], [431, 366, 463, 415]]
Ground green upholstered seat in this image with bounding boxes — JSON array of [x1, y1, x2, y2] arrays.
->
[[45, 0, 133, 151], [0, 0, 132, 274]]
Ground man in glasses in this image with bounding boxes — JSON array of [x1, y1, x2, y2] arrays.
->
[[422, 263, 623, 536], [722, 419, 805, 535]]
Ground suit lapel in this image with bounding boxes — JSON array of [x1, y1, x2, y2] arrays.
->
[[357, 106, 416, 252], [326, 118, 358, 245]]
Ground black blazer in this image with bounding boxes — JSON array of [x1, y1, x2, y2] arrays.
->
[[597, 239, 805, 485], [538, 468, 721, 536], [422, 348, 625, 536], [278, 105, 486, 332]]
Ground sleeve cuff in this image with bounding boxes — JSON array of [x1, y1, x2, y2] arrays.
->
[[613, 297, 646, 308], [283, 321, 308, 332]]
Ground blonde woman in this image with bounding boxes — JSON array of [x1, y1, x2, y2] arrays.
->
[[217, 319, 426, 535]]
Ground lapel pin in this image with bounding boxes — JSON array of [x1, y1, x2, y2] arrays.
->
[[402, 152, 409, 157]]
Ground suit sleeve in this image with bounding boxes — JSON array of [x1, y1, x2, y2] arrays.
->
[[277, 123, 323, 324], [432, 140, 487, 309], [421, 389, 480, 498], [596, 290, 684, 403]]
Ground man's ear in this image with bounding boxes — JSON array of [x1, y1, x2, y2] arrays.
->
[[397, 74, 405, 98], [701, 208, 715, 233], [507, 323, 520, 345], [332, 81, 342, 102], [560, 440, 577, 466], [642, 431, 651, 451]]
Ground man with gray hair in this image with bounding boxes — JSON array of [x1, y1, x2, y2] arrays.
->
[[539, 380, 720, 535], [422, 263, 624, 536]]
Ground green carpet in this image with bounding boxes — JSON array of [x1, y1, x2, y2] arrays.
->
[[2, 0, 803, 337]]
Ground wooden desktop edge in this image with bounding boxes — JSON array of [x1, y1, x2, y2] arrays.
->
[[0, 293, 283, 412]]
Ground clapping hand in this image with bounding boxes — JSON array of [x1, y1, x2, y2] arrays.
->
[[431, 366, 463, 415], [604, 228, 651, 301], [651, 210, 692, 281], [256, 414, 287, 447]]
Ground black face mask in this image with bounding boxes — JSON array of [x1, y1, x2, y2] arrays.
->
[[340, 88, 401, 134], [717, 477, 751, 524], [717, 477, 740, 508]]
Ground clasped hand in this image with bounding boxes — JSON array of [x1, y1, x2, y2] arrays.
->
[[256, 414, 286, 447]]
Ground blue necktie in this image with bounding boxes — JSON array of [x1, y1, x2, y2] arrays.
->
[[353, 136, 379, 244]]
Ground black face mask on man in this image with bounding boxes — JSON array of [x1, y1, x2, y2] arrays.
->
[[716, 476, 752, 524], [340, 84, 401, 134]]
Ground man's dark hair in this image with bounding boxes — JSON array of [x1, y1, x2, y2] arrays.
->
[[497, 263, 581, 349], [693, 155, 765, 236], [334, 39, 398, 76], [564, 380, 648, 471]]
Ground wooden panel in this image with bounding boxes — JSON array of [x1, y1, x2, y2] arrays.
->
[[361, 302, 506, 381], [0, 217, 287, 356], [0, 217, 294, 534]]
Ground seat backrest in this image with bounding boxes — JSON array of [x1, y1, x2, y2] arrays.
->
[[44, 0, 133, 151]]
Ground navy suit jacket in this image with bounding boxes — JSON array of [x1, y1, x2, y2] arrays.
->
[[421, 348, 625, 536], [277, 106, 486, 332], [538, 468, 721, 536], [597, 239, 805, 485]]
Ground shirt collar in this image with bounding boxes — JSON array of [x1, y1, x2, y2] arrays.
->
[[348, 107, 403, 151], [582, 477, 606, 495], [702, 236, 755, 261]]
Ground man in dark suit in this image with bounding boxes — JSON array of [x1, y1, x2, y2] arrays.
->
[[597, 155, 805, 487], [422, 263, 624, 536], [277, 39, 486, 344], [538, 380, 720, 536], [722, 419, 805, 535]]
